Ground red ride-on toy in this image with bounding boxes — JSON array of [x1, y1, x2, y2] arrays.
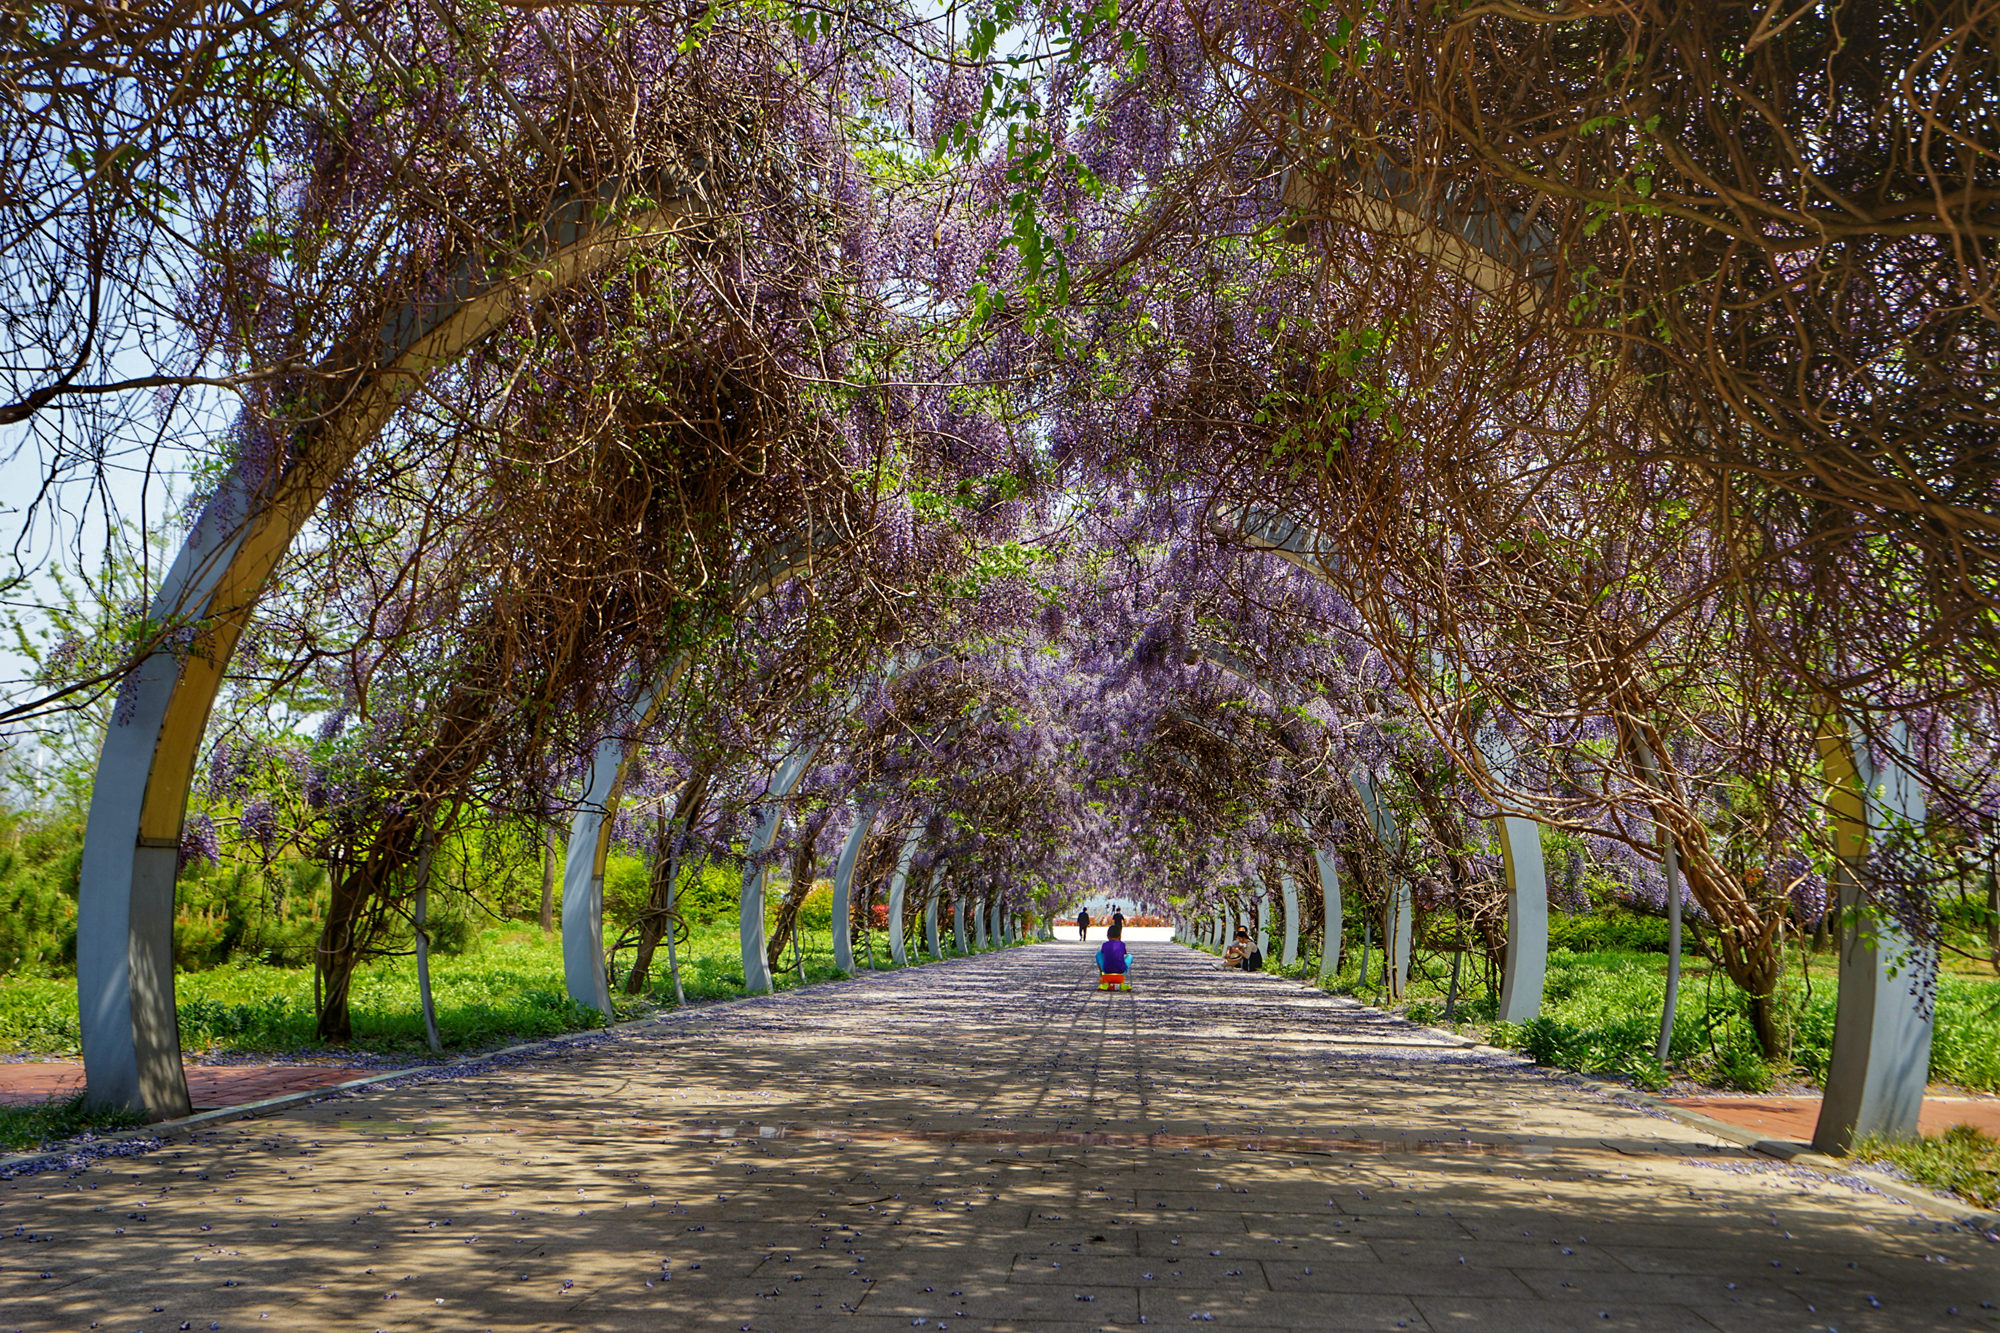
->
[[1097, 972, 1130, 991]]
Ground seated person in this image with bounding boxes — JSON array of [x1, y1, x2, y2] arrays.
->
[[1221, 926, 1259, 970], [1096, 923, 1131, 990]]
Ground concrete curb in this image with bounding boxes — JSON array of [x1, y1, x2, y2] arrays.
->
[[1224, 945, 2000, 1237]]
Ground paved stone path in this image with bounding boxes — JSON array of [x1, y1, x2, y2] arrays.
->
[[2, 944, 1994, 1331]]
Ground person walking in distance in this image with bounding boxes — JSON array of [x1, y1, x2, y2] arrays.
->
[[1076, 905, 1091, 941]]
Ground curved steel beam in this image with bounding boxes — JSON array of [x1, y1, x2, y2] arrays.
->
[[1282, 156, 1557, 307], [557, 536, 836, 1013], [1353, 770, 1413, 998], [1813, 721, 1935, 1153], [828, 800, 877, 973], [739, 742, 820, 995], [561, 664, 685, 1015], [1279, 869, 1301, 967], [78, 184, 694, 1118], [884, 822, 921, 967], [1314, 848, 1342, 980], [1202, 522, 1546, 1016]]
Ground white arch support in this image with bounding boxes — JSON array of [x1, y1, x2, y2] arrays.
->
[[884, 822, 922, 967], [557, 536, 839, 1012], [1215, 517, 1549, 1019], [76, 184, 696, 1117], [739, 743, 821, 995], [1494, 815, 1549, 1023], [561, 665, 684, 1014], [1279, 869, 1301, 967], [829, 801, 877, 973], [953, 895, 968, 955], [1315, 848, 1342, 980], [1814, 722, 1936, 1153], [1353, 771, 1412, 997]]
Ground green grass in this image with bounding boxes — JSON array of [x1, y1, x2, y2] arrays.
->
[[1857, 1124, 2000, 1211], [0, 1094, 147, 1153], [0, 919, 1010, 1060], [1248, 938, 2000, 1095]]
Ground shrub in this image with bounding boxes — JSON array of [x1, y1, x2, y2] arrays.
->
[[676, 860, 741, 924], [0, 813, 83, 977], [798, 884, 834, 930], [1547, 910, 1670, 954]]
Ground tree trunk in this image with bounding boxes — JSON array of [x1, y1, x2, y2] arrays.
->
[[626, 766, 713, 996], [766, 811, 826, 976], [413, 824, 442, 1054], [315, 818, 414, 1041], [1987, 852, 1999, 973]]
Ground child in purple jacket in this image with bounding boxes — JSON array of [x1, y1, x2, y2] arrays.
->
[[1095, 922, 1131, 991]]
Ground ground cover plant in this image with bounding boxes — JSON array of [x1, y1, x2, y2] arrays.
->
[[0, 915, 983, 1062], [1215, 936, 2000, 1096], [0, 1095, 147, 1155], [1857, 1126, 2000, 1212]]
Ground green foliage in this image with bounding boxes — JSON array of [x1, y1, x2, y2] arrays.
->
[[0, 929, 605, 1057], [1504, 1014, 1669, 1091], [0, 810, 83, 975], [1926, 975, 2000, 1091], [170, 859, 327, 970], [1856, 1124, 2000, 1210], [1547, 910, 1670, 954], [675, 860, 742, 924], [0, 793, 557, 979], [604, 853, 653, 925], [1323, 934, 2000, 1095], [0, 1094, 147, 1153], [798, 885, 834, 930]]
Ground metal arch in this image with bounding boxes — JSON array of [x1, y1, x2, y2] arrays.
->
[[1253, 874, 1271, 956], [738, 742, 822, 995], [1220, 511, 1934, 1134], [1353, 771, 1413, 998], [560, 663, 687, 1015], [1314, 847, 1342, 980], [1492, 815, 1549, 1023], [556, 535, 840, 1014], [884, 821, 923, 967], [1200, 519, 1547, 1017], [1813, 721, 1936, 1152], [1279, 869, 1301, 967], [77, 184, 697, 1119], [828, 799, 879, 972], [1281, 155, 1558, 308]]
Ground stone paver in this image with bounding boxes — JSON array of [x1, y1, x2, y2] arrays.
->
[[2, 943, 1994, 1331]]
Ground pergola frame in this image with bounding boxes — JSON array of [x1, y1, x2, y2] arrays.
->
[[66, 142, 1937, 1155]]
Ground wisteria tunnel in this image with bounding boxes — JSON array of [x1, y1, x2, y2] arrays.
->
[[2, 0, 1997, 1328]]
